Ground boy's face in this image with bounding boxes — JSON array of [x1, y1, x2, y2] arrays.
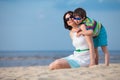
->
[[74, 16, 83, 25]]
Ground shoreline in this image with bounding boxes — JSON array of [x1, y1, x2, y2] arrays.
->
[[0, 64, 120, 80]]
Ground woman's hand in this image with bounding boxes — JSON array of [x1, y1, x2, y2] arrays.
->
[[89, 63, 95, 66], [89, 63, 96, 68]]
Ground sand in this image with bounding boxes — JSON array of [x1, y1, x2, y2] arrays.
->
[[0, 64, 120, 80]]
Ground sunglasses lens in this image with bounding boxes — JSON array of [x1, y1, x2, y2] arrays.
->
[[74, 18, 81, 20], [66, 18, 69, 21], [65, 15, 73, 21], [70, 15, 73, 18]]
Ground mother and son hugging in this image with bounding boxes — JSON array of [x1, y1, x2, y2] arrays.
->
[[49, 7, 110, 70]]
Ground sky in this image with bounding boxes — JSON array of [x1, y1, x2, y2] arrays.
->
[[0, 0, 120, 51]]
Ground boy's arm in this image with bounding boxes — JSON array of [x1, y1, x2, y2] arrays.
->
[[77, 24, 93, 37]]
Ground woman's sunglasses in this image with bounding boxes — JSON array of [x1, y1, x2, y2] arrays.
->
[[65, 15, 74, 21]]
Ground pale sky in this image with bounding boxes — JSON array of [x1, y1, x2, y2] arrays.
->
[[0, 0, 120, 51]]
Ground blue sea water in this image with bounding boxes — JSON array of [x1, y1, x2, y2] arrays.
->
[[0, 50, 120, 67]]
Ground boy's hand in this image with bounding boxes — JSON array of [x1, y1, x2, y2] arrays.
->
[[77, 32, 83, 37], [76, 29, 83, 37]]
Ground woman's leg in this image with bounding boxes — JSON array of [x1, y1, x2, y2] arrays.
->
[[49, 59, 71, 70], [101, 46, 110, 66], [94, 47, 99, 65]]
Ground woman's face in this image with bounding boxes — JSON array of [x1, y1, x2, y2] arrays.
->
[[65, 13, 74, 26]]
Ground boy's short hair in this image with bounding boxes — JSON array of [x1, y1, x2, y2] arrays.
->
[[74, 8, 87, 18]]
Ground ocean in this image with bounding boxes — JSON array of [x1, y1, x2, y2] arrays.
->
[[0, 50, 120, 67]]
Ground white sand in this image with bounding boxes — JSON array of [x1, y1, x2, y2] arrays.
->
[[0, 64, 120, 80]]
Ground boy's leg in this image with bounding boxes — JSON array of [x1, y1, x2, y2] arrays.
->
[[96, 26, 109, 66], [101, 46, 110, 66], [94, 47, 99, 65]]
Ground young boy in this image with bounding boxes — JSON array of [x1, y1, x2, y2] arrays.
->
[[73, 8, 110, 66]]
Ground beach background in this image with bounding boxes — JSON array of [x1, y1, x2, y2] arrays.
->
[[0, 50, 120, 67], [0, 50, 120, 80], [0, 0, 120, 80]]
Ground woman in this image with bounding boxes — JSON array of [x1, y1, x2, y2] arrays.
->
[[49, 11, 95, 70]]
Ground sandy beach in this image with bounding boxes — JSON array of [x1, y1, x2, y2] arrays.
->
[[0, 64, 120, 80]]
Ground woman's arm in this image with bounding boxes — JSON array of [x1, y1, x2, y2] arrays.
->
[[80, 24, 95, 66], [84, 36, 95, 66], [69, 30, 73, 40]]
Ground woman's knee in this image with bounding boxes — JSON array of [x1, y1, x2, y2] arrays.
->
[[49, 62, 54, 70], [49, 59, 62, 70]]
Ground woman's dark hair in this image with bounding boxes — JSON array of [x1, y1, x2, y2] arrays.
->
[[74, 8, 87, 19], [63, 11, 73, 30]]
